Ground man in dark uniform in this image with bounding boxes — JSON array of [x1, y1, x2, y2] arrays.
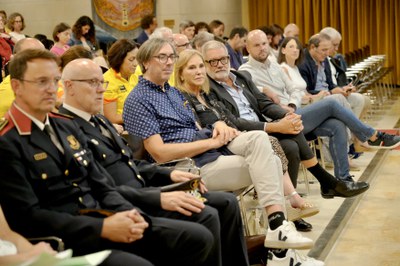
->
[[0, 49, 213, 266], [58, 58, 249, 266]]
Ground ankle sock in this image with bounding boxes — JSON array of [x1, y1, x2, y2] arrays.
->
[[268, 211, 286, 230], [307, 163, 338, 188], [271, 249, 288, 258]]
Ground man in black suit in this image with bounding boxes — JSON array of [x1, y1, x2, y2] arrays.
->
[[201, 40, 369, 200], [0, 49, 213, 265], [58, 58, 249, 266]]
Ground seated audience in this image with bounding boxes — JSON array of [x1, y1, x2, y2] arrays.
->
[[136, 14, 157, 45], [320, 27, 371, 119], [179, 20, 195, 41], [209, 19, 225, 42], [283, 23, 300, 38], [175, 49, 320, 232], [7, 12, 26, 42], [0, 16, 13, 70], [194, 21, 211, 35], [123, 37, 326, 265], [268, 24, 283, 60], [191, 31, 214, 51], [239, 30, 400, 182], [68, 15, 96, 52], [298, 33, 366, 118], [225, 26, 248, 70], [0, 38, 45, 118], [50, 23, 72, 56], [34, 34, 54, 50], [0, 48, 214, 266], [173, 33, 192, 54], [0, 205, 56, 265], [59, 58, 248, 266], [103, 39, 139, 125]]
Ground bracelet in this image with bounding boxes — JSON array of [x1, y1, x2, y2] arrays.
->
[[286, 191, 298, 199]]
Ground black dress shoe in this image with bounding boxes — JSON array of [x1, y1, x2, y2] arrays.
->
[[293, 219, 313, 232], [321, 179, 370, 199]]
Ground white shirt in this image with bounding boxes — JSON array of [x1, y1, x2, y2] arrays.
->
[[239, 55, 304, 108]]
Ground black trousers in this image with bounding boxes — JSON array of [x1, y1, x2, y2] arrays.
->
[[96, 216, 213, 266], [272, 132, 315, 187], [145, 191, 249, 266]]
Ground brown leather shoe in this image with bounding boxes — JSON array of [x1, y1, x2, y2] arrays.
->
[[246, 235, 267, 265]]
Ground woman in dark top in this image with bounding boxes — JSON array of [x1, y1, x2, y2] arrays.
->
[[174, 49, 317, 215]]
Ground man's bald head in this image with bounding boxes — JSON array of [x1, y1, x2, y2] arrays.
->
[[173, 33, 191, 54], [62, 59, 105, 115], [284, 23, 300, 38], [13, 38, 45, 54], [62, 58, 102, 81], [246, 30, 270, 63]]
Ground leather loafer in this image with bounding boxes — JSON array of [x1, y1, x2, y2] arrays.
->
[[293, 219, 313, 232], [321, 180, 370, 199]]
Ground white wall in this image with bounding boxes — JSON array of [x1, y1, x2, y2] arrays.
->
[[157, 0, 242, 36], [1, 0, 91, 38], [0, 0, 242, 40]]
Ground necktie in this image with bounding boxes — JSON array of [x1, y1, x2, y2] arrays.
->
[[90, 116, 101, 132], [44, 124, 64, 153], [90, 116, 112, 139]]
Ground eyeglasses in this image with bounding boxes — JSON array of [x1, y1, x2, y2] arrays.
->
[[153, 54, 179, 64], [205, 56, 230, 67], [70, 79, 109, 89], [176, 42, 191, 48], [20, 77, 61, 87]]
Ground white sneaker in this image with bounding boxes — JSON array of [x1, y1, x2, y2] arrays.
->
[[265, 220, 314, 249], [267, 249, 325, 266]]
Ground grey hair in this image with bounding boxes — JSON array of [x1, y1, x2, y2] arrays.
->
[[149, 27, 173, 39], [308, 33, 331, 49], [136, 38, 176, 74], [320, 27, 342, 41], [201, 40, 228, 58], [191, 31, 214, 50]]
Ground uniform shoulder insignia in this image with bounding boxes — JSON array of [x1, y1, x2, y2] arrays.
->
[[0, 117, 9, 131], [50, 111, 73, 119]]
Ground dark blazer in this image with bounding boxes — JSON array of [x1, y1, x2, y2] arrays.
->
[[329, 57, 348, 86], [136, 30, 148, 45], [298, 49, 336, 94], [58, 106, 173, 210], [0, 104, 137, 253], [208, 70, 287, 130]]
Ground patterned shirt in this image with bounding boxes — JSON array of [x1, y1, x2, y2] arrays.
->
[[123, 76, 197, 144]]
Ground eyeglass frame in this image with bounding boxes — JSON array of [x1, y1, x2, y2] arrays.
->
[[204, 56, 230, 67], [153, 53, 179, 64], [69, 79, 109, 89], [176, 42, 191, 48], [19, 77, 61, 88]]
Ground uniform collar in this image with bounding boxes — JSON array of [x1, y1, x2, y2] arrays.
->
[[8, 103, 49, 135], [62, 103, 92, 122]]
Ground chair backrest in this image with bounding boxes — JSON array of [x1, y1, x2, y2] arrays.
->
[[121, 133, 147, 160]]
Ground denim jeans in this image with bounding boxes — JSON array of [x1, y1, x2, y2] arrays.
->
[[297, 97, 375, 180]]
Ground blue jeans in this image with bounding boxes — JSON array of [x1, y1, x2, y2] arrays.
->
[[297, 98, 375, 180]]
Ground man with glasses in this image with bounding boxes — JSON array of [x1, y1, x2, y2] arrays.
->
[[0, 38, 45, 118], [123, 38, 320, 265], [58, 58, 244, 266], [0, 49, 215, 266], [173, 33, 192, 54]]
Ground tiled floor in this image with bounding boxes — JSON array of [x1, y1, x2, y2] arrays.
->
[[295, 89, 400, 265]]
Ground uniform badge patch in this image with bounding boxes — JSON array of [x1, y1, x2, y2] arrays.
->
[[34, 152, 47, 160], [67, 135, 80, 150]]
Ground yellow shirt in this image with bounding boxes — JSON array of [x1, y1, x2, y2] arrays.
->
[[133, 66, 175, 87], [0, 76, 14, 117], [103, 68, 138, 115]]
